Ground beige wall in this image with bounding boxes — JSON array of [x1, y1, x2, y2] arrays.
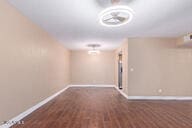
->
[[115, 40, 129, 94], [128, 38, 192, 96], [71, 51, 115, 85], [0, 0, 70, 123]]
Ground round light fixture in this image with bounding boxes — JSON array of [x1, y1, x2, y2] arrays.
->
[[99, 6, 134, 27]]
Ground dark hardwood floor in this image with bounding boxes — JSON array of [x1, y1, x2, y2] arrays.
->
[[12, 87, 192, 128]]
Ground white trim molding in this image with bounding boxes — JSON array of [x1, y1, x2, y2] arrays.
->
[[128, 96, 192, 100], [1, 85, 192, 128], [0, 85, 115, 128], [0, 86, 70, 128], [113, 86, 192, 101], [114, 86, 129, 99], [69, 85, 116, 87]]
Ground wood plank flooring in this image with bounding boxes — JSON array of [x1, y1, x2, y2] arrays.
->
[[12, 87, 192, 128]]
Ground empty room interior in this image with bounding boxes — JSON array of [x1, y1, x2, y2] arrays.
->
[[1, 0, 192, 128]]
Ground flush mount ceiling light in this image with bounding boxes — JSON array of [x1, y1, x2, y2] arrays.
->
[[87, 44, 101, 55], [99, 5, 134, 27]]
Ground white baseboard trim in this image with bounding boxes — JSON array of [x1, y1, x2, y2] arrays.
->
[[114, 86, 129, 99], [2, 85, 191, 128], [0, 86, 70, 128], [128, 96, 192, 100], [69, 85, 116, 87], [113, 86, 192, 101], [0, 84, 116, 128]]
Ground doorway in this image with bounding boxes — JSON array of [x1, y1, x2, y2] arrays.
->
[[118, 52, 123, 89]]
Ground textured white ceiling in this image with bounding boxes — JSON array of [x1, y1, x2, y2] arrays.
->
[[8, 0, 192, 50]]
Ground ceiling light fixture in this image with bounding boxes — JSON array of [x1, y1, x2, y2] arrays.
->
[[99, 5, 134, 27], [87, 44, 101, 55], [99, 0, 134, 27]]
